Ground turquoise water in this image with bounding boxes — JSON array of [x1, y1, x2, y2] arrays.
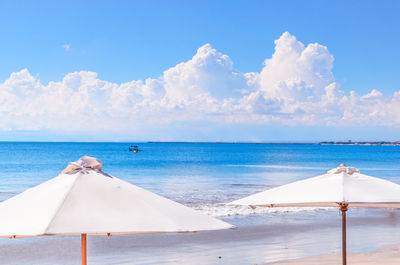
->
[[1, 142, 400, 264], [2, 142, 400, 208]]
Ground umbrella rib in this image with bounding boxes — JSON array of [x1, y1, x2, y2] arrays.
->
[[42, 173, 82, 235]]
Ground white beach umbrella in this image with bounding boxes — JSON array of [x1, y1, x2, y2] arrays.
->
[[0, 156, 233, 265], [228, 164, 400, 265]]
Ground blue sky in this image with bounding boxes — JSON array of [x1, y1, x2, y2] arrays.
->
[[1, 0, 400, 141]]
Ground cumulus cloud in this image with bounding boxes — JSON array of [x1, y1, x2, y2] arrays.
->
[[260, 32, 334, 101], [0, 32, 399, 138], [162, 44, 250, 104]]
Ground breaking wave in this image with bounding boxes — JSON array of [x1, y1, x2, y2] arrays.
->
[[231, 164, 325, 170], [193, 203, 331, 218]]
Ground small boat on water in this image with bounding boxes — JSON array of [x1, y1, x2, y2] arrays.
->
[[129, 145, 142, 152]]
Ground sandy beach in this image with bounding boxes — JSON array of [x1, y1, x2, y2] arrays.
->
[[269, 244, 400, 265], [1, 214, 400, 265]]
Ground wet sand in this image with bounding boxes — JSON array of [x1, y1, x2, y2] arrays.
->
[[1, 210, 400, 264], [269, 244, 400, 265]]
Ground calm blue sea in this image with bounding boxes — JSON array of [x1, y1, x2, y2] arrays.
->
[[1, 142, 400, 264]]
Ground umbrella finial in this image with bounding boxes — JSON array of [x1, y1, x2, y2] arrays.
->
[[61, 156, 102, 174], [328, 164, 360, 175]]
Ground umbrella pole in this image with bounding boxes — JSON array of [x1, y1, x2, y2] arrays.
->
[[340, 203, 348, 265], [81, 233, 87, 265]]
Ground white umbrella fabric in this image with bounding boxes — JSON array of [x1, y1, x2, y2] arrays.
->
[[228, 164, 400, 265], [0, 156, 233, 265]]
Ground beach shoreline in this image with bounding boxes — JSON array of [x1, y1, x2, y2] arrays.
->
[[268, 243, 400, 265]]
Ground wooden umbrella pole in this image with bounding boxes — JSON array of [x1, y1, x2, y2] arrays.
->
[[81, 233, 87, 265], [340, 203, 348, 265]]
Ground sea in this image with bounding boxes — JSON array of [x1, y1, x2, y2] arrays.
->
[[1, 142, 400, 264]]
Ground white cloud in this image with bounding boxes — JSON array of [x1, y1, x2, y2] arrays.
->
[[62, 44, 71, 52], [360, 89, 383, 101], [0, 32, 399, 138], [162, 44, 250, 104]]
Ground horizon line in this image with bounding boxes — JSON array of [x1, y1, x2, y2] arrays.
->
[[0, 140, 399, 145]]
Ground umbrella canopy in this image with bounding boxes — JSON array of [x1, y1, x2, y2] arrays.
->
[[0, 156, 233, 264], [227, 164, 400, 265], [228, 164, 400, 208]]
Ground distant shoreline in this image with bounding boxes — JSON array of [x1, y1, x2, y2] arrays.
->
[[319, 141, 400, 146]]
